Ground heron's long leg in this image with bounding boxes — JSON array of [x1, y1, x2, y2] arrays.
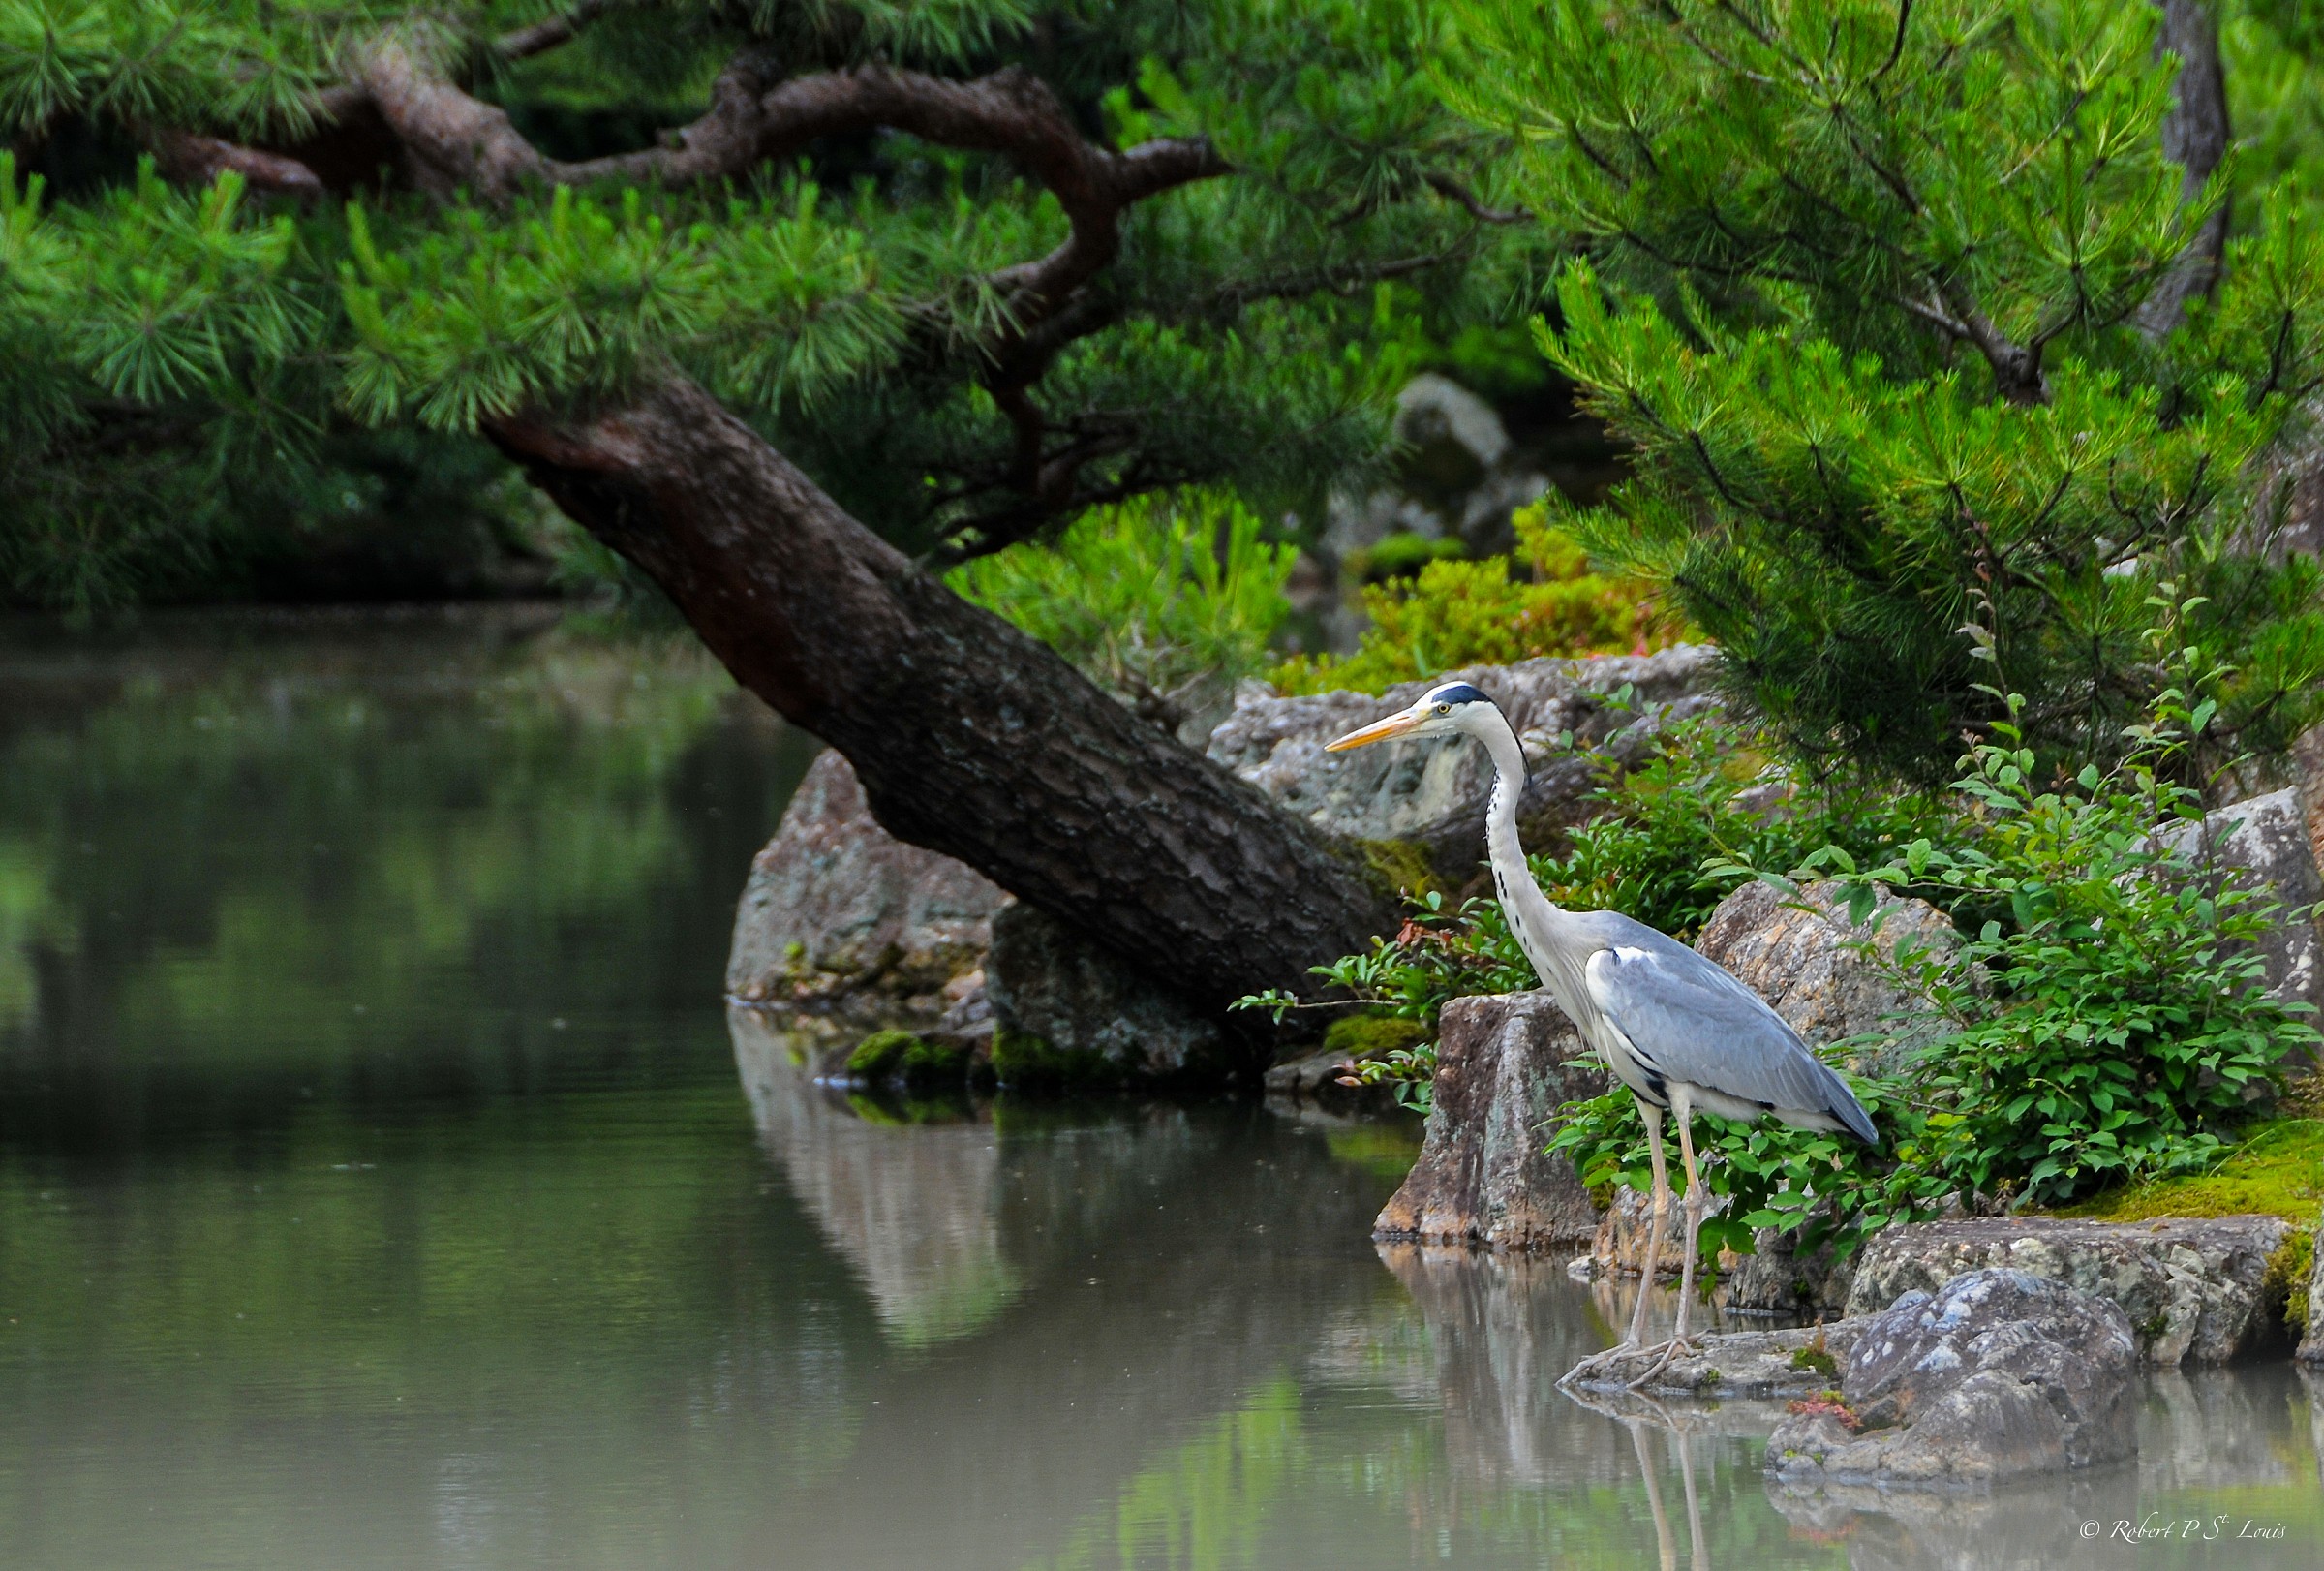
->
[[1667, 1085, 1706, 1347], [1672, 1424, 1707, 1571], [1627, 1419, 1677, 1571], [1627, 1098, 1668, 1348]]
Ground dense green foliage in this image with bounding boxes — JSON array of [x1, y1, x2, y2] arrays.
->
[[1550, 674, 2316, 1264], [0, 0, 1544, 609], [949, 490, 1295, 730], [1272, 505, 1674, 694], [1442, 0, 2324, 781]]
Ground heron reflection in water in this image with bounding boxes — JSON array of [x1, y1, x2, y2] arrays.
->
[[1326, 682, 1878, 1383]]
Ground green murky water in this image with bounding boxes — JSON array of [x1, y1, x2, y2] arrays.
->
[[1, 610, 2317, 1570]]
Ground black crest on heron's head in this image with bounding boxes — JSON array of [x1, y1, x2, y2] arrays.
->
[[1423, 682, 1490, 708]]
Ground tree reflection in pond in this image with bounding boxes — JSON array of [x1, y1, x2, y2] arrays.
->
[[0, 613, 2318, 1571]]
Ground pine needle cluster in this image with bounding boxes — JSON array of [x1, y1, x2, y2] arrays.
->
[[0, 0, 1547, 607], [1442, 0, 2324, 781]]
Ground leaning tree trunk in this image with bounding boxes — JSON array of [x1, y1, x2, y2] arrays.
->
[[489, 379, 1397, 1013]]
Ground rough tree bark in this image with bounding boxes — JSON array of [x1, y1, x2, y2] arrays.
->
[[2140, 0, 2232, 337], [487, 382, 1397, 1015]]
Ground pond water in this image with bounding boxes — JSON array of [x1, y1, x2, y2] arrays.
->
[[1, 609, 2318, 1571]]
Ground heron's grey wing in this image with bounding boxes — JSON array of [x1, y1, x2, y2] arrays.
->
[[1582, 937, 1877, 1143]]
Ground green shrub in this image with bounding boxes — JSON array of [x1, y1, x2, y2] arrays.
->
[[1787, 681, 2316, 1207], [1272, 506, 1679, 696], [1530, 708, 1947, 941], [948, 490, 1296, 733]]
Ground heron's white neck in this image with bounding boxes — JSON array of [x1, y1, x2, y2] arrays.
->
[[1472, 706, 1595, 1014]]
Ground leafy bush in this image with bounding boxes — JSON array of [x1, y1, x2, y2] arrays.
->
[[1788, 688, 2315, 1206], [1552, 670, 2317, 1266], [948, 490, 1296, 733], [1272, 504, 1678, 695]]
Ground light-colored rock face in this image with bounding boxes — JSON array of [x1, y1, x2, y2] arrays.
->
[[726, 751, 1008, 1027], [1768, 1269, 2138, 1484], [1693, 879, 1956, 1066], [2158, 786, 2324, 1031], [1844, 1215, 2298, 1366], [1372, 991, 1609, 1250], [1208, 646, 1722, 877]]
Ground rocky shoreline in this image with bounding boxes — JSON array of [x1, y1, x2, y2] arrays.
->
[[731, 646, 2324, 1484]]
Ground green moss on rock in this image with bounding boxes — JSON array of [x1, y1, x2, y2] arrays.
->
[[1357, 839, 1438, 900], [846, 1029, 923, 1080], [2058, 1119, 2324, 1222], [992, 1029, 1120, 1091], [2265, 1230, 2313, 1339], [1323, 1013, 1433, 1063]]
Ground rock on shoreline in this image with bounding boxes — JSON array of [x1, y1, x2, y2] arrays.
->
[[1766, 1269, 2138, 1485], [1371, 992, 1607, 1250], [1844, 1216, 2300, 1366]]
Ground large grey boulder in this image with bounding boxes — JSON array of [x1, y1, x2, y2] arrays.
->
[[2159, 786, 2324, 1030], [984, 902, 1233, 1087], [726, 751, 1007, 1031], [1693, 879, 1957, 1069], [1766, 1269, 2138, 1484], [1372, 992, 1608, 1250], [1209, 645, 1721, 880], [1843, 1215, 2299, 1365]]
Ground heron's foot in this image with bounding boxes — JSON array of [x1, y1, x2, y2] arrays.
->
[[1558, 1338, 1642, 1388], [1623, 1334, 1701, 1390]]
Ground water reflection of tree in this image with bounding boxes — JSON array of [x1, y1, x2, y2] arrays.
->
[[0, 613, 808, 1147]]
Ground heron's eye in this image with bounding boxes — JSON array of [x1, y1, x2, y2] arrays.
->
[[1435, 703, 1452, 715]]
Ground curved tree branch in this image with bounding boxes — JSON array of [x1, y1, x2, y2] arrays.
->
[[144, 126, 325, 198]]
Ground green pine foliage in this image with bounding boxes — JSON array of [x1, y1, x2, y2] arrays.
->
[[1439, 0, 2324, 781], [0, 0, 1547, 607], [947, 490, 1296, 730]]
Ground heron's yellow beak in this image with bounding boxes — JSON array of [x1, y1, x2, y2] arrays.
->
[[1325, 705, 1425, 752]]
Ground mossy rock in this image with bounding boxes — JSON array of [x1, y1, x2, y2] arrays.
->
[[899, 1035, 970, 1089], [1357, 839, 1439, 900], [846, 1029, 923, 1080], [992, 1028, 1121, 1092], [2264, 1229, 2313, 1339], [1322, 1012, 1432, 1063], [846, 1029, 973, 1089], [2059, 1118, 2324, 1222]]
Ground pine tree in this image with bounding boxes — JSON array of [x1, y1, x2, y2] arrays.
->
[[1442, 0, 2324, 782], [2, 2, 1545, 1019]]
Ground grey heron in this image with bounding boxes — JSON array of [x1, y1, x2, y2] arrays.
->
[[1327, 680, 1877, 1380]]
